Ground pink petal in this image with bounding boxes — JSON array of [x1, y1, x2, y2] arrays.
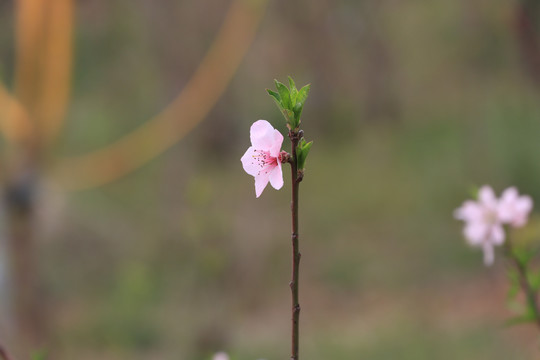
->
[[511, 197, 532, 227], [490, 224, 505, 245], [269, 129, 284, 157], [212, 353, 230, 360], [478, 186, 497, 207], [501, 187, 518, 203], [250, 120, 278, 150], [498, 189, 533, 227], [463, 222, 488, 245], [269, 161, 283, 190], [454, 201, 483, 222], [254, 172, 271, 198], [241, 147, 261, 176], [497, 202, 514, 223], [516, 195, 533, 213]]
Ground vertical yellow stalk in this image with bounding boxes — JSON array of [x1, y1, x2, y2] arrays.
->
[[14, 0, 47, 117], [14, 0, 73, 149], [36, 0, 73, 145]]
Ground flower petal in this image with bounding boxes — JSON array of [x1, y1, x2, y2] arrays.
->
[[241, 147, 261, 176], [212, 352, 230, 360], [269, 129, 284, 157], [478, 185, 497, 208], [254, 172, 271, 198], [490, 224, 505, 245], [516, 195, 533, 213], [498, 188, 533, 227], [250, 120, 277, 150], [497, 203, 513, 224], [501, 187, 518, 203], [454, 201, 483, 222], [269, 161, 283, 190], [463, 222, 488, 245], [510, 196, 532, 227]]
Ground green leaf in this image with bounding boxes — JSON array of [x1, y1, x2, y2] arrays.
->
[[288, 76, 298, 105], [266, 89, 281, 103], [296, 84, 310, 106], [268, 78, 310, 129], [288, 76, 296, 91], [274, 108, 295, 129], [266, 89, 283, 111], [274, 79, 291, 110], [293, 84, 311, 124], [296, 139, 313, 170]]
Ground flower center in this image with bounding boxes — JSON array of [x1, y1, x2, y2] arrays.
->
[[251, 149, 277, 175], [483, 209, 498, 225]]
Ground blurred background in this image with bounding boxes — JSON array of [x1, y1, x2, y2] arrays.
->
[[1, 0, 540, 359]]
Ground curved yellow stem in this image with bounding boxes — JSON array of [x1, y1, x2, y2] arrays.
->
[[52, 0, 268, 191]]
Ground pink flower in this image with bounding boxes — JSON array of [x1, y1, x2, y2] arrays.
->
[[212, 352, 265, 360], [454, 186, 505, 266], [241, 120, 284, 198], [498, 187, 533, 228], [212, 352, 229, 360]]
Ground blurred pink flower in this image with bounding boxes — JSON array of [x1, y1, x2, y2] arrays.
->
[[212, 352, 229, 360], [498, 187, 533, 228], [454, 186, 505, 266], [212, 352, 265, 360], [241, 120, 284, 197]]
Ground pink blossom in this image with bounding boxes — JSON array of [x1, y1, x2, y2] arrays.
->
[[212, 352, 265, 360], [498, 187, 533, 228], [241, 120, 284, 197], [454, 186, 505, 266], [212, 352, 229, 360]]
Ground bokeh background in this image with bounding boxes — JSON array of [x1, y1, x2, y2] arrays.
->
[[1, 0, 540, 359]]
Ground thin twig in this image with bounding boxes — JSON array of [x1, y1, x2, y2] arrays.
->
[[289, 130, 301, 360]]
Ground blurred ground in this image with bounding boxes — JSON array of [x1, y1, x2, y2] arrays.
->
[[2, 0, 540, 359]]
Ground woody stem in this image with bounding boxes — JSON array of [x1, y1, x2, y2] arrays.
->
[[289, 130, 301, 360]]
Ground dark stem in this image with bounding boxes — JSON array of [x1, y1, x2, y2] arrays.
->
[[288, 130, 301, 360], [0, 343, 14, 360], [4, 174, 45, 349], [505, 237, 540, 329]]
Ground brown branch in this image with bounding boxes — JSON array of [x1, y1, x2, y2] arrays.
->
[[289, 130, 301, 360]]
